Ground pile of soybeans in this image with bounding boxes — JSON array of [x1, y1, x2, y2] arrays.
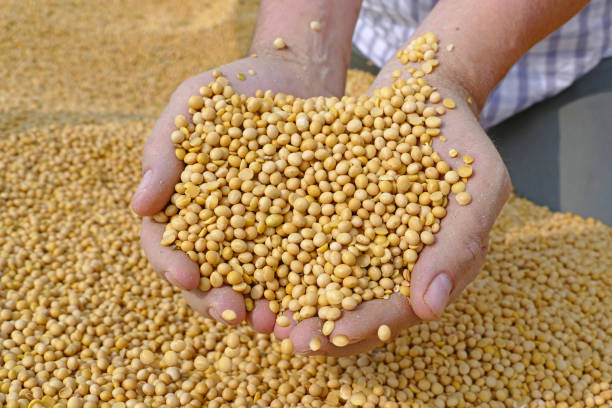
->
[[157, 32, 472, 337], [0, 1, 610, 407]]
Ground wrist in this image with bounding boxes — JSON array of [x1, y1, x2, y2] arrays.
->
[[249, 0, 361, 97], [373, 54, 482, 121], [247, 44, 349, 97], [409, 0, 590, 110]]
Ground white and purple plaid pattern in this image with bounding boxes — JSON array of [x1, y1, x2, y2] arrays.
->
[[353, 0, 612, 128]]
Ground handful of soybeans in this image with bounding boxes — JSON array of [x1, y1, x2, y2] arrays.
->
[[154, 33, 472, 341]]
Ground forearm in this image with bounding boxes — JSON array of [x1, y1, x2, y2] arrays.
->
[[410, 0, 590, 112], [250, 0, 362, 96]]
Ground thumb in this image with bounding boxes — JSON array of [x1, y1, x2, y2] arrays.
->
[[409, 207, 489, 321], [410, 166, 511, 321]]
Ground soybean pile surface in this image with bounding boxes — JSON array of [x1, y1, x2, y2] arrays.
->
[[0, 1, 610, 407]]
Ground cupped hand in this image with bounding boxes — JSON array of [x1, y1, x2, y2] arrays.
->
[[276, 63, 512, 356], [131, 54, 342, 331], [132, 51, 511, 356]]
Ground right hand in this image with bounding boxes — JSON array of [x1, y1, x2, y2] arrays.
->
[[130, 54, 344, 333]]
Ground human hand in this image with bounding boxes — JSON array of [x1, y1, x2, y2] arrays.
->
[[130, 54, 344, 331], [132, 32, 511, 356], [273, 61, 511, 356]]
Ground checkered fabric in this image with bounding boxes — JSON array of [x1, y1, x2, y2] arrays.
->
[[353, 0, 612, 128]]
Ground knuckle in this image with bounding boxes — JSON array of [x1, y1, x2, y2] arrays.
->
[[499, 167, 512, 201], [390, 293, 412, 319], [462, 232, 489, 266], [490, 162, 512, 202], [448, 234, 489, 303], [389, 294, 418, 331]]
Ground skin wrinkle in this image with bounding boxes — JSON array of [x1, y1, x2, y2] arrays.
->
[[250, 0, 361, 96], [309, 8, 332, 94]]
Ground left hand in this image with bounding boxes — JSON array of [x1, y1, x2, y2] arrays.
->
[[276, 63, 512, 356]]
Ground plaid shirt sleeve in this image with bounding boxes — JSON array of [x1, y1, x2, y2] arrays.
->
[[353, 0, 612, 129]]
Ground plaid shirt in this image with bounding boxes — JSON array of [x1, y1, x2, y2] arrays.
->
[[353, 0, 612, 128]]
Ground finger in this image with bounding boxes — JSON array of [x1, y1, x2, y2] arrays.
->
[[324, 336, 385, 356], [409, 157, 511, 321], [290, 317, 383, 357], [328, 293, 418, 344], [272, 310, 296, 340], [182, 286, 246, 326], [246, 299, 276, 334], [131, 76, 212, 216], [289, 317, 329, 354], [140, 217, 199, 291], [289, 295, 416, 356]]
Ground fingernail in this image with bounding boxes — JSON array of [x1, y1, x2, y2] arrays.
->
[[164, 271, 188, 291], [134, 170, 153, 199], [424, 273, 452, 317]]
